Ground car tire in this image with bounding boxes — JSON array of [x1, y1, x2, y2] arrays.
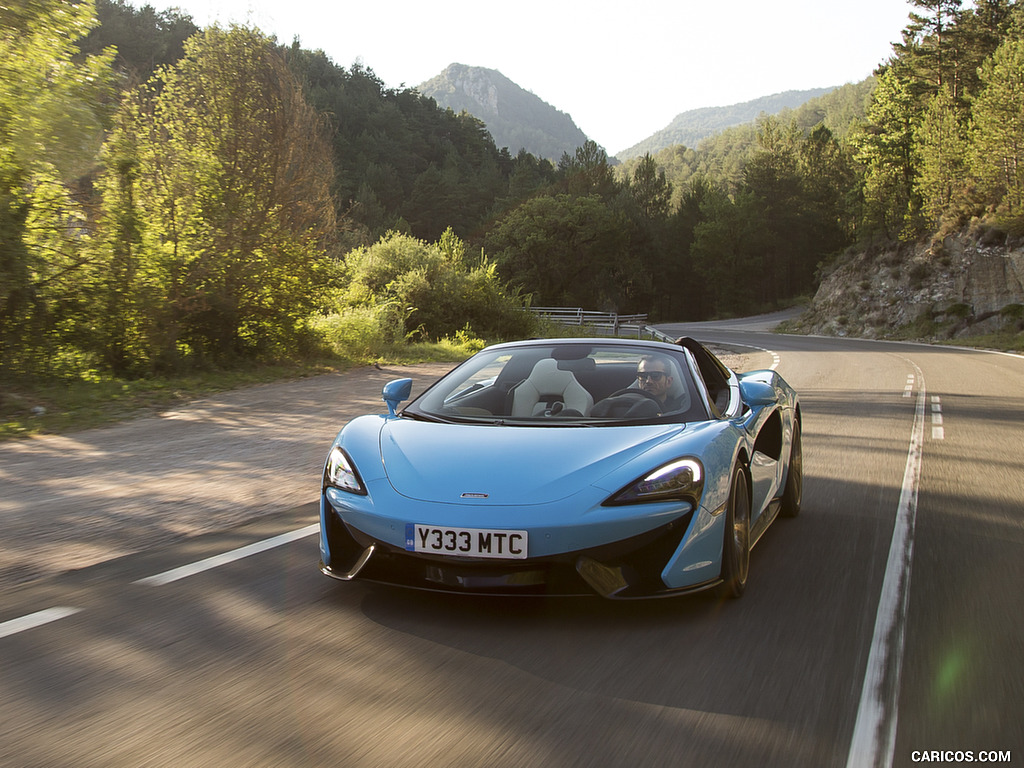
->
[[780, 420, 803, 518], [718, 465, 751, 599]]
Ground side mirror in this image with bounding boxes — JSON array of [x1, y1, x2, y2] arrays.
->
[[738, 379, 775, 407], [382, 378, 413, 416]]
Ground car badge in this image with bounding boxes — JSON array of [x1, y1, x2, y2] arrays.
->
[[460, 492, 489, 499]]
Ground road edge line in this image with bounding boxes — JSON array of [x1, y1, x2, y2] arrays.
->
[[845, 363, 925, 768]]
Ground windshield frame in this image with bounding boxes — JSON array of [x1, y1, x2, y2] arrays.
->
[[403, 340, 711, 427]]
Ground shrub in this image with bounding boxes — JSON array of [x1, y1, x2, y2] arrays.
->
[[309, 304, 407, 363], [1001, 303, 1024, 330], [338, 229, 536, 343]]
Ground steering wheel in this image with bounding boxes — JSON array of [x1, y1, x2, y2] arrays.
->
[[591, 388, 663, 418], [609, 387, 662, 404]]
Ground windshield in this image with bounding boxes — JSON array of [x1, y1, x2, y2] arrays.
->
[[406, 343, 708, 426]]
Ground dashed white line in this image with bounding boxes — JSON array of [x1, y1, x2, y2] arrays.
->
[[931, 396, 945, 440], [0, 607, 82, 640], [134, 523, 320, 587], [2, 526, 320, 642]]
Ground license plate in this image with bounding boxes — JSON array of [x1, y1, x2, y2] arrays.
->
[[405, 524, 528, 559]]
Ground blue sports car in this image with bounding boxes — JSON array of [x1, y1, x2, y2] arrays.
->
[[319, 337, 802, 599]]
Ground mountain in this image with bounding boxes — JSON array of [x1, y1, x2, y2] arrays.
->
[[417, 63, 591, 161], [615, 87, 837, 161]]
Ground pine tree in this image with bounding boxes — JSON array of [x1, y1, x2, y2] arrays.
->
[[855, 68, 926, 239], [916, 87, 971, 223], [894, 0, 965, 98], [970, 36, 1024, 222]]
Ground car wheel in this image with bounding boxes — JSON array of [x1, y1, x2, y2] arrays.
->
[[718, 465, 751, 599], [780, 420, 803, 518]]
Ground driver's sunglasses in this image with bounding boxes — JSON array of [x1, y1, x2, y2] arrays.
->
[[637, 371, 666, 382]]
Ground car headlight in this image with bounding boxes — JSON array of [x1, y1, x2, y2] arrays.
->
[[324, 446, 366, 495], [605, 458, 704, 506]]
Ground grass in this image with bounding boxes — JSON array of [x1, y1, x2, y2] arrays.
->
[[0, 340, 477, 441], [0, 361, 330, 440], [0, 321, 639, 441], [787, 323, 1024, 353], [775, 308, 1024, 354], [932, 330, 1024, 353], [881, 316, 1024, 353]]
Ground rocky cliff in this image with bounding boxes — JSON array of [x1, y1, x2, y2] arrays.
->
[[794, 229, 1024, 341]]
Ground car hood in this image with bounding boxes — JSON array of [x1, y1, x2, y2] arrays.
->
[[379, 419, 684, 505]]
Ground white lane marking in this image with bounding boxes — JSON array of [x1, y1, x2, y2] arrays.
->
[[134, 523, 320, 587], [0, 607, 82, 640], [931, 397, 944, 440], [903, 375, 914, 398], [846, 364, 926, 768], [1, 526, 319, 641]]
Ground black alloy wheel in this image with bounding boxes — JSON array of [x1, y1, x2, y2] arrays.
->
[[780, 420, 803, 518], [718, 464, 751, 599]]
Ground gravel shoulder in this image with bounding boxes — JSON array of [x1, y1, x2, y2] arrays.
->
[[0, 363, 456, 587]]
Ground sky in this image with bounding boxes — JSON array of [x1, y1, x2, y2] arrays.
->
[[138, 0, 915, 154]]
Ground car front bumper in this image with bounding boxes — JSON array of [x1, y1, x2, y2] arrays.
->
[[319, 496, 722, 599]]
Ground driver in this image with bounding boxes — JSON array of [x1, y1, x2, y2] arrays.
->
[[637, 355, 684, 412]]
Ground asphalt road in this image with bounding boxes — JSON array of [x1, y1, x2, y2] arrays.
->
[[1, 326, 1021, 768]]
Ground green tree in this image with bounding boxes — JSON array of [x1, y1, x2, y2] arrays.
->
[[742, 117, 809, 300], [855, 67, 925, 239], [916, 87, 971, 223], [556, 140, 618, 199], [951, 0, 1020, 99], [612, 153, 673, 315], [662, 175, 718, 320], [102, 25, 337, 368], [286, 49, 517, 243], [691, 188, 768, 317], [503, 148, 556, 204], [627, 154, 673, 220], [91, 109, 146, 373], [893, 0, 965, 98], [0, 0, 114, 374], [485, 194, 633, 310], [970, 35, 1024, 222], [79, 0, 198, 85], [799, 124, 860, 252]]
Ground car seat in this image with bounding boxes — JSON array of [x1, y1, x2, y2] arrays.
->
[[509, 359, 594, 417]]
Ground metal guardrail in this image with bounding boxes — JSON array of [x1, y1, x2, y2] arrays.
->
[[644, 326, 676, 343], [528, 307, 674, 342]]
